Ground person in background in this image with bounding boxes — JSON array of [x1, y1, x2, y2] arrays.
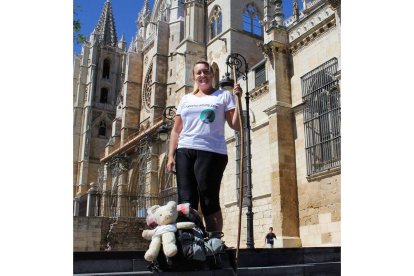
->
[[166, 60, 242, 237], [265, 227, 277, 248], [105, 242, 112, 251]]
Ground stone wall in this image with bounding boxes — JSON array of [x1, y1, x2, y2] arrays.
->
[[288, 4, 341, 247], [298, 174, 341, 247], [73, 217, 102, 251], [73, 217, 149, 252]]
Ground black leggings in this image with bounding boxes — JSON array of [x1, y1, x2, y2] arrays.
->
[[175, 148, 228, 216]]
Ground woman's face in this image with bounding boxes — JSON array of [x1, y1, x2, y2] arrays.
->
[[193, 63, 213, 91]]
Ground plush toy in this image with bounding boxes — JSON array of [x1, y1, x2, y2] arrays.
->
[[142, 201, 195, 262]]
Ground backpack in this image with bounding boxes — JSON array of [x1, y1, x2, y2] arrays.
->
[[148, 205, 226, 272]]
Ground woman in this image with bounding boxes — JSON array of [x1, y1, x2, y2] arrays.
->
[[166, 61, 242, 234]]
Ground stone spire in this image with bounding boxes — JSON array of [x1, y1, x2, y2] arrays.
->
[[117, 33, 126, 50], [272, 0, 284, 27], [293, 0, 300, 21], [138, 0, 151, 20], [137, 0, 152, 40], [128, 36, 135, 52], [94, 0, 118, 47], [143, 0, 150, 15]]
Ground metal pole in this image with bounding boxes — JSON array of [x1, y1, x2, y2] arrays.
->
[[244, 78, 254, 249], [226, 53, 255, 250]]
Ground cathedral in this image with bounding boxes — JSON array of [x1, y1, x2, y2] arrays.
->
[[73, 0, 341, 251]]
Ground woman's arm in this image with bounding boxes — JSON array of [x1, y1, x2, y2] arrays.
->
[[225, 84, 242, 131], [226, 109, 240, 132], [166, 115, 183, 173]]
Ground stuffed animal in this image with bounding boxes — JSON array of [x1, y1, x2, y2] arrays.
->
[[142, 201, 195, 262]]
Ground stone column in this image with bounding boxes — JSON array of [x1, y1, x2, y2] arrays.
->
[[184, 0, 205, 43], [262, 25, 301, 247], [77, 43, 99, 195], [86, 182, 98, 217], [120, 52, 142, 145], [73, 197, 80, 216], [117, 172, 130, 217], [150, 20, 169, 124], [108, 155, 131, 217], [100, 163, 111, 217], [147, 148, 160, 197], [265, 105, 301, 247]]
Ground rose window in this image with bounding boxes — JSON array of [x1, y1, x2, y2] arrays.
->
[[142, 64, 153, 111]]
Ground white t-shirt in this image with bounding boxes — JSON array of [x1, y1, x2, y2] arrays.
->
[[176, 89, 236, 155]]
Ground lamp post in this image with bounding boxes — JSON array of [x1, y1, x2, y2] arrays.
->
[[219, 53, 254, 249]]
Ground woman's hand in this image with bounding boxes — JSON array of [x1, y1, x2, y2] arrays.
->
[[166, 116, 182, 174], [166, 155, 176, 174], [233, 83, 242, 97]]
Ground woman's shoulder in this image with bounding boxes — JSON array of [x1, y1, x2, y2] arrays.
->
[[214, 89, 229, 95], [214, 89, 233, 98], [179, 93, 193, 102]]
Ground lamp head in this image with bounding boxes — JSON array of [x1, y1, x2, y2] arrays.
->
[[219, 72, 234, 91], [158, 124, 170, 142]]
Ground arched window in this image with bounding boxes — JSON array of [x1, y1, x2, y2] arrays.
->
[[210, 6, 222, 40], [210, 19, 217, 39], [211, 63, 220, 89], [218, 14, 222, 34], [102, 59, 110, 79], [243, 3, 263, 37], [98, 121, 106, 136], [254, 62, 266, 87], [159, 156, 177, 206], [100, 88, 108, 103]]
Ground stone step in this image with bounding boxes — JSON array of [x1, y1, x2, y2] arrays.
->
[[74, 262, 341, 276], [74, 247, 341, 275]]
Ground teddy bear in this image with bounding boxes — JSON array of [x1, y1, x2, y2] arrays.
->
[[142, 201, 195, 262]]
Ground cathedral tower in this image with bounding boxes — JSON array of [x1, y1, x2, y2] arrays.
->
[[73, 0, 126, 201]]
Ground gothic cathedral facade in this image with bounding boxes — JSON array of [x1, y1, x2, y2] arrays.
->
[[73, 0, 341, 249]]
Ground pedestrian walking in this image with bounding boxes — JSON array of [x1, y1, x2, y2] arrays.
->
[[265, 227, 277, 248]]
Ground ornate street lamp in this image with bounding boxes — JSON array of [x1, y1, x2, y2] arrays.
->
[[220, 53, 254, 249], [157, 106, 176, 141]]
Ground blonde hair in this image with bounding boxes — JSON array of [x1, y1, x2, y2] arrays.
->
[[192, 60, 212, 94]]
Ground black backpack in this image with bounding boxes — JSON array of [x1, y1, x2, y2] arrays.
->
[[148, 208, 226, 272]]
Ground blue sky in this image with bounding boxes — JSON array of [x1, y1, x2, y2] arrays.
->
[[73, 0, 300, 54], [73, 0, 155, 54]]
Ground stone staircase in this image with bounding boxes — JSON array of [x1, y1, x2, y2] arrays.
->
[[74, 247, 340, 275]]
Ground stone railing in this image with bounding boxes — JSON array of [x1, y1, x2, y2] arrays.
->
[[283, 11, 305, 28], [101, 118, 164, 160], [143, 32, 155, 50], [91, 102, 116, 112], [307, 0, 324, 10], [287, 3, 335, 43]]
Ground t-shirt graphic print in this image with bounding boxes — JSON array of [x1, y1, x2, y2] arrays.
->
[[200, 109, 216, 123]]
